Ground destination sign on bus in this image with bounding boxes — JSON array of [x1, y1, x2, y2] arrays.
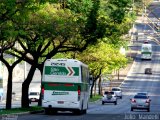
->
[[45, 66, 79, 76], [51, 63, 65, 66]]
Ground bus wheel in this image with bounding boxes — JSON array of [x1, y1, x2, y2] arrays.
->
[[83, 109, 87, 114], [45, 108, 51, 115], [73, 110, 83, 115], [52, 110, 57, 115]]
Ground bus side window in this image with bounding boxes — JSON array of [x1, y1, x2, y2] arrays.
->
[[81, 66, 88, 83]]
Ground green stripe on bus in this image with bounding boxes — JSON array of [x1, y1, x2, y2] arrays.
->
[[42, 82, 89, 91], [44, 66, 79, 76], [141, 52, 151, 54], [72, 67, 79, 76]]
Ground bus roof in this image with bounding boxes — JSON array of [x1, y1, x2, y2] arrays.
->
[[45, 59, 88, 67], [43, 59, 89, 82], [142, 44, 152, 47]]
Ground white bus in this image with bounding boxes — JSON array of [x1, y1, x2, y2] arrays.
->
[[141, 44, 152, 60], [41, 59, 90, 114]]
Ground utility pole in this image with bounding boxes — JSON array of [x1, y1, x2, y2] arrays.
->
[[131, 0, 135, 43]]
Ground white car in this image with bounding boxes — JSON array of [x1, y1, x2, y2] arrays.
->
[[156, 22, 160, 27], [102, 91, 117, 105], [111, 87, 122, 99], [130, 94, 151, 112], [29, 91, 40, 104]]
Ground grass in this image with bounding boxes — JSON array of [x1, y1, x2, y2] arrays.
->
[[0, 106, 44, 115], [89, 94, 102, 102]]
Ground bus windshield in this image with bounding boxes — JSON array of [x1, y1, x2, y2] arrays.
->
[[141, 44, 152, 60]]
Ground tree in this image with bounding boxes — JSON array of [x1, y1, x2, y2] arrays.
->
[[0, 38, 17, 110], [0, 45, 25, 109], [6, 1, 102, 108], [103, 0, 132, 24], [75, 41, 127, 98], [0, 0, 25, 109]]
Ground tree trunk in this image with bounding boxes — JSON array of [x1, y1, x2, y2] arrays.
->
[[90, 68, 102, 98], [6, 69, 13, 109], [38, 68, 43, 106], [90, 79, 95, 98], [98, 76, 102, 95], [94, 81, 96, 96], [118, 69, 120, 80], [21, 65, 36, 108]]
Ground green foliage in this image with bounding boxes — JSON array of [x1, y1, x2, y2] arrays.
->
[[5, 58, 15, 65], [89, 94, 101, 102], [67, 0, 93, 14], [77, 41, 128, 76], [105, 0, 132, 24], [98, 0, 135, 45], [80, 0, 103, 47]]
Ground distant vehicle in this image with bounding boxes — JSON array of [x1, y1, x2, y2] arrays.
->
[[130, 94, 151, 112], [41, 59, 90, 114], [145, 68, 152, 74], [155, 22, 160, 30], [111, 87, 122, 99], [29, 90, 40, 104], [141, 44, 152, 60], [144, 40, 149, 44], [102, 91, 117, 105]]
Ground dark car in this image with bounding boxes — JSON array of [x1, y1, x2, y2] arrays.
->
[[144, 40, 148, 44], [145, 68, 152, 74]]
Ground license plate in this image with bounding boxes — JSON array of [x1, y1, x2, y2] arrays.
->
[[31, 99, 35, 101], [138, 105, 143, 107], [58, 101, 64, 104], [107, 96, 112, 99]]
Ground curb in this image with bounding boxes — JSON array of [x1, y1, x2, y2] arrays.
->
[[0, 110, 44, 116], [30, 110, 44, 114], [89, 99, 101, 104]]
